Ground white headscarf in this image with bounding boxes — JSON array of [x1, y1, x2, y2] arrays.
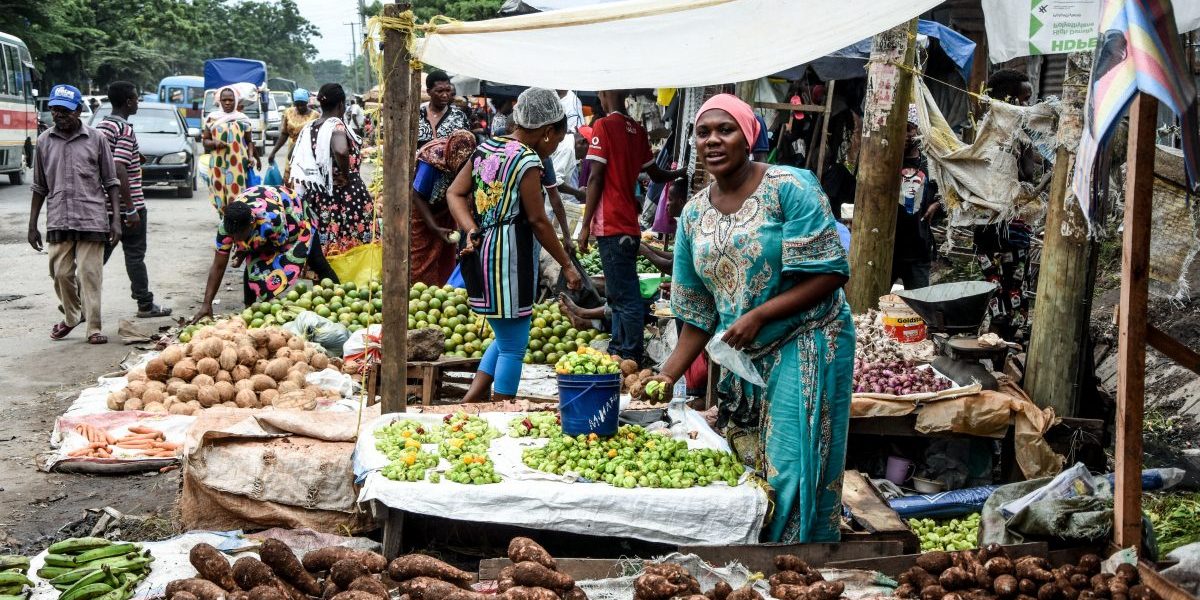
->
[[207, 85, 250, 127]]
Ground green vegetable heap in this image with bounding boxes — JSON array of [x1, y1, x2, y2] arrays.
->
[[909, 514, 980, 552], [445, 453, 502, 485], [34, 537, 155, 600], [375, 413, 501, 484], [522, 425, 745, 489], [507, 412, 562, 438]]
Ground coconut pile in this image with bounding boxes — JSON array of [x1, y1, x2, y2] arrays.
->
[[108, 319, 344, 415]]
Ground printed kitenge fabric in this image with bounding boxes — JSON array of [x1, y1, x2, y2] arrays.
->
[[205, 114, 252, 215], [460, 136, 543, 318], [671, 166, 855, 543], [302, 120, 377, 256], [214, 186, 314, 301]]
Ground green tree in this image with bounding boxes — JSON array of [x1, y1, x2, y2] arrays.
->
[[413, 0, 503, 22]]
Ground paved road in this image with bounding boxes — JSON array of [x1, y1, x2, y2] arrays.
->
[[0, 166, 243, 549]]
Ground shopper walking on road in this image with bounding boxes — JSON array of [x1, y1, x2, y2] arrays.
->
[[203, 85, 258, 215], [577, 89, 681, 364], [28, 84, 122, 345], [96, 81, 172, 319], [267, 88, 317, 183]]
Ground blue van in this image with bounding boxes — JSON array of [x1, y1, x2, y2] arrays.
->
[[157, 75, 205, 129]]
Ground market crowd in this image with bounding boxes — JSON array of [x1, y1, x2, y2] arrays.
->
[[27, 64, 1042, 543]]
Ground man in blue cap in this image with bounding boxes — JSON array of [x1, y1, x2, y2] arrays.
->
[[267, 87, 317, 179], [28, 84, 123, 345]]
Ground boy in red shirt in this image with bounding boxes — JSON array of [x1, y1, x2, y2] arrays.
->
[[578, 90, 681, 363]]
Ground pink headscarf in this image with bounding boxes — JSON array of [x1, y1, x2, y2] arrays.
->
[[695, 93, 760, 151]]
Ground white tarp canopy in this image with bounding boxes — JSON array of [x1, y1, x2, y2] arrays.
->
[[416, 0, 946, 90]]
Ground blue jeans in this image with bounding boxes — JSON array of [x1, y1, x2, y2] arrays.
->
[[479, 316, 531, 396], [597, 234, 643, 362]]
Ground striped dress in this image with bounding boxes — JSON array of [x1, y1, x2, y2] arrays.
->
[[460, 137, 543, 318]]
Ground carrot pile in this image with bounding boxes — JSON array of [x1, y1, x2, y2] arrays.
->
[[67, 424, 180, 459]]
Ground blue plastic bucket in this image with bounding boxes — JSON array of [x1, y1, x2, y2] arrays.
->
[[557, 373, 621, 436]]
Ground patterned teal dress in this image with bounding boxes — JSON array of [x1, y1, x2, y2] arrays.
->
[[671, 166, 855, 543]]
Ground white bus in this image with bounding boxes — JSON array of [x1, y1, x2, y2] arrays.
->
[[0, 32, 36, 184]]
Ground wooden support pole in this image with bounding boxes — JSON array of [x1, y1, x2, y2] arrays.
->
[[380, 3, 416, 414], [845, 19, 918, 313], [1113, 93, 1157, 549], [814, 80, 837, 176], [1024, 52, 1092, 416]]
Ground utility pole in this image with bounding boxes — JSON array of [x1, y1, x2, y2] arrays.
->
[[346, 21, 361, 94], [380, 2, 417, 414], [359, 0, 372, 91], [845, 19, 918, 312], [1023, 52, 1092, 416]]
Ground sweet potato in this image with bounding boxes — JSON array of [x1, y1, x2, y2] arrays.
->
[[167, 578, 230, 600], [395, 577, 461, 600], [707, 581, 734, 600], [941, 567, 973, 591], [386, 554, 473, 585], [507, 538, 557, 571], [1021, 580, 1040, 596], [259, 539, 321, 596], [330, 559, 370, 590], [497, 566, 515, 593], [502, 587, 560, 600], [330, 592, 384, 600], [302, 547, 387, 574], [944, 594, 965, 600], [634, 574, 688, 600], [1127, 587, 1158, 600], [1016, 558, 1054, 583], [725, 586, 764, 600], [346, 577, 389, 600], [247, 587, 287, 600], [1108, 582, 1129, 598], [230, 592, 249, 600], [918, 552, 954, 576], [189, 543, 239, 591], [987, 558, 1016, 578], [1070, 575, 1090, 590], [233, 558, 283, 594], [770, 584, 806, 600], [442, 591, 491, 600], [895, 584, 919, 599], [995, 575, 1020, 598], [978, 544, 1009, 563], [173, 593, 199, 600], [775, 555, 811, 574], [1038, 583, 1063, 600], [808, 581, 844, 600], [1078, 592, 1098, 600], [511, 561, 574, 592], [906, 567, 940, 590], [320, 582, 339, 600]]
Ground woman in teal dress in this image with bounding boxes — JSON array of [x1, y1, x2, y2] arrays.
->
[[653, 94, 855, 543]]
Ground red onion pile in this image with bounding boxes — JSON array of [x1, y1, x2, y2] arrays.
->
[[853, 358, 952, 395]]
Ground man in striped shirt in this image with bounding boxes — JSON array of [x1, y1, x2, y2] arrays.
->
[[96, 81, 171, 318]]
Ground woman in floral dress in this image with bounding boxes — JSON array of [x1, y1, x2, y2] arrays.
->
[[446, 88, 582, 402], [202, 86, 258, 215], [291, 83, 376, 257], [651, 94, 855, 543]]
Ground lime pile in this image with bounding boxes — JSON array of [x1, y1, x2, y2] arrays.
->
[[241, 278, 382, 333], [525, 302, 607, 365], [522, 425, 745, 489], [909, 514, 981, 552], [408, 283, 494, 358]]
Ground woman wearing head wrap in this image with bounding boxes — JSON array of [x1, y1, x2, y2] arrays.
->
[[191, 185, 339, 323], [291, 83, 376, 257], [202, 85, 258, 214], [411, 129, 477, 285], [649, 94, 855, 543], [446, 88, 584, 401]]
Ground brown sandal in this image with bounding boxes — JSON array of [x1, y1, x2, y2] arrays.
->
[[87, 333, 108, 345], [50, 321, 79, 340]]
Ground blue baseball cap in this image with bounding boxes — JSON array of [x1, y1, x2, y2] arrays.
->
[[47, 84, 83, 111], [292, 88, 310, 103]]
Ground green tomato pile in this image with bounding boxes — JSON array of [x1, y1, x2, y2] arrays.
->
[[380, 449, 438, 482], [525, 302, 607, 365], [446, 452, 502, 485], [240, 278, 383, 333], [508, 412, 562, 438], [376, 413, 501, 484], [522, 425, 745, 489], [408, 282, 494, 358], [909, 513, 981, 552], [554, 347, 622, 375]]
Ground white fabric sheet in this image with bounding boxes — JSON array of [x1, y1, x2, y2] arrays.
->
[[354, 411, 768, 546], [415, 0, 944, 90]]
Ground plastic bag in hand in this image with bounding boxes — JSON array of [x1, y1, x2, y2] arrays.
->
[[705, 334, 766, 388]]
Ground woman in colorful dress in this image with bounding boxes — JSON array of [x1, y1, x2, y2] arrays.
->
[[291, 83, 376, 257], [412, 130, 476, 285], [446, 88, 583, 402], [651, 94, 855, 543], [267, 88, 319, 182], [202, 85, 258, 215], [191, 186, 338, 322]]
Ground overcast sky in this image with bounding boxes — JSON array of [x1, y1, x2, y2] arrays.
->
[[295, 0, 365, 63]]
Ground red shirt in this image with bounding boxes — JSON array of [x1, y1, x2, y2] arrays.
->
[[586, 113, 653, 237]]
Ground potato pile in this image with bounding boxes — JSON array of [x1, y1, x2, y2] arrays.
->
[[110, 320, 342, 415], [167, 541, 389, 600], [765, 555, 845, 600], [893, 547, 1161, 600]]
